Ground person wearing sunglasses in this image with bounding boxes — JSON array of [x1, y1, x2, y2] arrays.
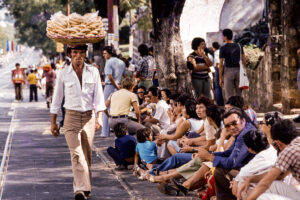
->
[[195, 107, 256, 200]]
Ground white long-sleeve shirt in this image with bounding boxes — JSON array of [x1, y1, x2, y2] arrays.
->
[[50, 63, 106, 114], [235, 146, 277, 182]]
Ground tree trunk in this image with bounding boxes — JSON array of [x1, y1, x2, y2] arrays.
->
[[150, 0, 192, 94]]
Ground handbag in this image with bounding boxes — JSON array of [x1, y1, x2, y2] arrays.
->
[[238, 44, 249, 90]]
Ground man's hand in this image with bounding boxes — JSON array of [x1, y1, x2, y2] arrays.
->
[[158, 134, 167, 140], [51, 123, 60, 137], [219, 78, 224, 88], [197, 147, 214, 161], [95, 118, 102, 130], [237, 178, 250, 200], [204, 170, 211, 180], [181, 146, 193, 153], [231, 179, 238, 197]]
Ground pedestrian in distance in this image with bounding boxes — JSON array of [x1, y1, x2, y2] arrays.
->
[[50, 44, 106, 200], [187, 37, 213, 99], [101, 46, 126, 137], [27, 69, 38, 102], [42, 63, 56, 108], [212, 42, 224, 106], [136, 44, 156, 90], [11, 63, 25, 102], [219, 29, 247, 101]]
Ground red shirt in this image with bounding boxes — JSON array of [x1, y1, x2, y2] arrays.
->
[[43, 70, 56, 83], [12, 69, 25, 84]]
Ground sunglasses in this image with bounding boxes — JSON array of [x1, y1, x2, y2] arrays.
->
[[224, 120, 239, 129], [137, 92, 144, 94], [259, 121, 266, 125]]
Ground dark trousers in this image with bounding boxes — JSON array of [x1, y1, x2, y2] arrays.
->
[[214, 85, 224, 106], [107, 147, 132, 166], [29, 84, 38, 101], [214, 167, 237, 200], [59, 97, 65, 127], [14, 83, 23, 100], [46, 82, 54, 99]]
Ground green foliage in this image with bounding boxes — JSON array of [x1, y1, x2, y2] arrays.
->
[[244, 44, 264, 70], [2, 0, 95, 55], [120, 0, 152, 31]]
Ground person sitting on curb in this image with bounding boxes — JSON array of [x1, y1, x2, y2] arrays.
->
[[239, 119, 300, 200], [194, 107, 256, 200], [107, 123, 136, 170]]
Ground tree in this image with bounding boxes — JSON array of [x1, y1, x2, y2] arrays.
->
[[1, 0, 95, 55], [150, 0, 191, 93]]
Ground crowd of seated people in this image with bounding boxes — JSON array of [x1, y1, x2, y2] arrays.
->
[[105, 82, 300, 200]]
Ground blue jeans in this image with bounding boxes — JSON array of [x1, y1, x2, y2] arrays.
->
[[215, 85, 224, 106], [149, 153, 192, 175], [101, 84, 117, 137], [214, 67, 224, 106]]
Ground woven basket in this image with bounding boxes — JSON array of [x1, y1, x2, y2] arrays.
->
[[47, 34, 105, 45]]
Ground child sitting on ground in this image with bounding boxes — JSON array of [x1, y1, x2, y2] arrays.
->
[[134, 128, 158, 178], [107, 123, 136, 170]]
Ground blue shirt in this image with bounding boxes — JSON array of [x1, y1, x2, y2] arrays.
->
[[213, 122, 256, 169], [136, 141, 157, 164], [104, 57, 126, 84], [115, 135, 136, 160]]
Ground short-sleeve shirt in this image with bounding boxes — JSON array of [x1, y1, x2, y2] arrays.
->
[[43, 70, 56, 83], [136, 141, 157, 164], [115, 135, 136, 160], [153, 100, 170, 129], [188, 52, 209, 79], [137, 55, 155, 79], [219, 43, 244, 68], [204, 118, 217, 141], [108, 89, 138, 116], [214, 49, 220, 66], [104, 57, 126, 84], [27, 73, 37, 85], [274, 137, 300, 182]]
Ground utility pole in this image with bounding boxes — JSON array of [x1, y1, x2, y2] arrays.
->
[[107, 0, 119, 53], [67, 0, 70, 16]]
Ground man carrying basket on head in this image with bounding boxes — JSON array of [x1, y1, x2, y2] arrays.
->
[[50, 44, 106, 200]]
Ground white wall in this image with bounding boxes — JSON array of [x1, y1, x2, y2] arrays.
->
[[180, 0, 266, 57], [180, 0, 225, 57]]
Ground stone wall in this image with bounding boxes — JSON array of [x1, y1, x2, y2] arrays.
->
[[244, 43, 274, 112], [245, 0, 300, 113], [280, 0, 300, 113]]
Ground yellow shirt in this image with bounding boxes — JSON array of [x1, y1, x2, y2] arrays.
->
[[27, 73, 37, 85], [108, 89, 138, 116]]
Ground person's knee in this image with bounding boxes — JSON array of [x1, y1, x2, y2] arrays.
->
[[107, 146, 114, 154], [214, 167, 224, 180]]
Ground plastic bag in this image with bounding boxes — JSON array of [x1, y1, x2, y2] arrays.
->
[[238, 44, 249, 90]]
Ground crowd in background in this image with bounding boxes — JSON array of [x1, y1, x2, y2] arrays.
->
[[99, 29, 300, 200]]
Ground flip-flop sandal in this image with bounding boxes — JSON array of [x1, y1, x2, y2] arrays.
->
[[157, 183, 179, 196], [170, 178, 188, 196]]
